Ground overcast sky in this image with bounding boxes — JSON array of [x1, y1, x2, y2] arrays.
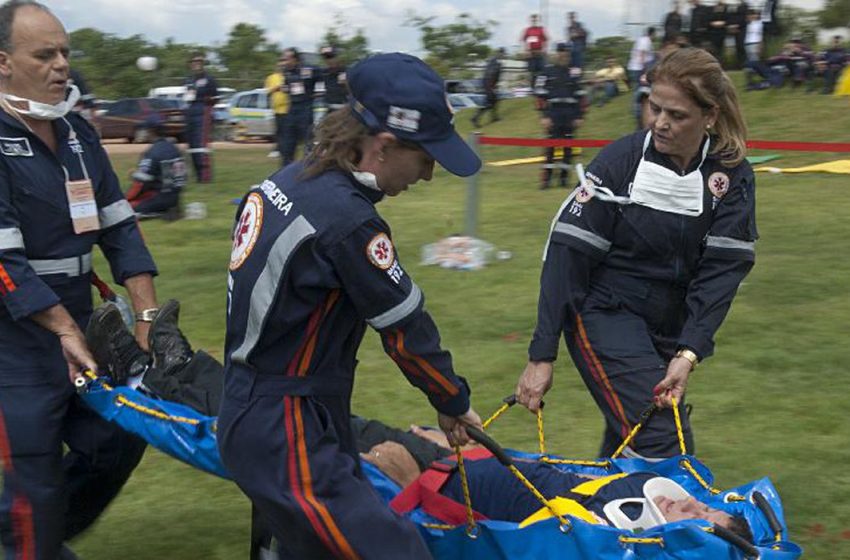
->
[[51, 0, 826, 56]]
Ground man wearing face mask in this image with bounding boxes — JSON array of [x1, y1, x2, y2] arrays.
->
[[516, 48, 757, 460], [0, 1, 159, 558]]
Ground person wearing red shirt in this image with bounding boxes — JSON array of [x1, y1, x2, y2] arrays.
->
[[522, 13, 548, 86]]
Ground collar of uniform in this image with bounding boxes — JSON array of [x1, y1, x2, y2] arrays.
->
[[645, 132, 715, 175], [349, 171, 385, 203], [0, 106, 73, 142]]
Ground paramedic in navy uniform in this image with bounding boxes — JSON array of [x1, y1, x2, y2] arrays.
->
[[516, 47, 757, 459], [184, 51, 218, 183], [0, 1, 159, 558], [218, 53, 483, 559]]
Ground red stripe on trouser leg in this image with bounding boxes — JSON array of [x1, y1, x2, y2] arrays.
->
[[0, 408, 35, 560], [282, 396, 344, 558]]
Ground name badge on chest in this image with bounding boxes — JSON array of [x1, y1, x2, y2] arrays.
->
[[66, 179, 100, 234], [290, 82, 305, 96]]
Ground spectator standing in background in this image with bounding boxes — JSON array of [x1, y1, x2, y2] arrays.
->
[[521, 14, 548, 87], [663, 1, 683, 45], [689, 0, 710, 50], [279, 47, 317, 167], [471, 48, 504, 128], [627, 27, 656, 131], [743, 9, 770, 90], [264, 52, 290, 164], [319, 45, 349, 112], [183, 52, 218, 183], [567, 12, 588, 69], [708, 0, 728, 63], [728, 1, 750, 69]]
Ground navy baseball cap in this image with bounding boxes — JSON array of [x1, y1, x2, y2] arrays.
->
[[347, 53, 481, 177]]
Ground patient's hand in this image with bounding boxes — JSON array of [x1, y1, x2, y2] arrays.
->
[[360, 442, 420, 488]]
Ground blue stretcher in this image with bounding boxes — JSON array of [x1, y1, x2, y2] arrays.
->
[[79, 376, 802, 560]]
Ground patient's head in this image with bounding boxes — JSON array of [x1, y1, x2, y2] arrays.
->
[[653, 496, 753, 542]]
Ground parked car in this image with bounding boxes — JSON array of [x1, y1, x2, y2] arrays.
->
[[225, 88, 275, 141], [96, 97, 186, 142], [224, 88, 327, 142]]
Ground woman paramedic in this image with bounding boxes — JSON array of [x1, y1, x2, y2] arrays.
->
[[516, 47, 757, 459], [218, 53, 483, 559]]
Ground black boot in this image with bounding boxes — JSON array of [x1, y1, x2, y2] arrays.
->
[[86, 303, 149, 384], [148, 299, 193, 374]]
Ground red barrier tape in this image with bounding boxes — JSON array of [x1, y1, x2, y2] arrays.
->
[[478, 136, 850, 153]]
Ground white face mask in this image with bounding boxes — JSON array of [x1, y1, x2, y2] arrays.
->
[[1, 85, 81, 121], [576, 132, 709, 217], [629, 131, 708, 216], [352, 171, 382, 193]]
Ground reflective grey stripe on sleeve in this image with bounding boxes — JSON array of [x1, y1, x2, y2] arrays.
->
[[132, 171, 155, 182], [231, 215, 316, 364], [366, 283, 422, 330], [29, 252, 93, 277], [706, 236, 755, 253], [0, 227, 24, 251], [99, 199, 135, 228], [553, 223, 612, 253]]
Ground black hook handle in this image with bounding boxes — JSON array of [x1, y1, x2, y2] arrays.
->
[[712, 523, 760, 559], [752, 491, 783, 538], [466, 426, 513, 467]]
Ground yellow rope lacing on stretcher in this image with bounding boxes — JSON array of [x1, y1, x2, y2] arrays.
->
[[81, 369, 201, 426]]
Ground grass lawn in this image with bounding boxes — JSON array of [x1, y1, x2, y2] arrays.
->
[[72, 79, 850, 558]]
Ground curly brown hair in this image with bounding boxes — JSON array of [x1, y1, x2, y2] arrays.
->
[[301, 107, 370, 178]]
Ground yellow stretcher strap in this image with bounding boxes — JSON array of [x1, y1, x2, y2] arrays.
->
[[519, 497, 598, 528], [570, 473, 630, 496], [454, 445, 477, 537]]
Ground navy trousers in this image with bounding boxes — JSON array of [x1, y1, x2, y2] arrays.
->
[[542, 108, 577, 187], [0, 356, 146, 560], [186, 106, 214, 183], [566, 271, 695, 459], [280, 108, 313, 167], [218, 370, 432, 560]]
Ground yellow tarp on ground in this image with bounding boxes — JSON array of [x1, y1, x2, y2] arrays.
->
[[836, 67, 850, 97], [487, 148, 583, 167], [755, 160, 850, 174]]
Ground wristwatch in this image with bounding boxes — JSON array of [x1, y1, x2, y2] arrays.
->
[[675, 348, 699, 370], [134, 308, 160, 322]]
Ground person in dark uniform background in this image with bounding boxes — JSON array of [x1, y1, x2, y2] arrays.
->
[[689, 0, 710, 50], [471, 47, 504, 128], [663, 1, 683, 45], [516, 48, 756, 460], [279, 47, 316, 167], [0, 2, 160, 558], [217, 52, 483, 559], [125, 114, 187, 219], [183, 51, 218, 183], [319, 45, 348, 113], [536, 42, 586, 189], [708, 0, 729, 62]]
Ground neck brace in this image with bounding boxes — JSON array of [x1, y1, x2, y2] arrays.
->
[[603, 477, 692, 531], [1, 85, 80, 121]]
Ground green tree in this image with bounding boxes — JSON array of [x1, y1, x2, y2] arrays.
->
[[319, 14, 370, 66], [70, 28, 155, 98], [216, 23, 279, 86], [819, 0, 850, 28], [406, 13, 497, 77], [585, 36, 634, 70]]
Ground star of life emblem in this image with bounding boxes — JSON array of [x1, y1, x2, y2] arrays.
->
[[367, 233, 395, 270], [229, 193, 264, 271]]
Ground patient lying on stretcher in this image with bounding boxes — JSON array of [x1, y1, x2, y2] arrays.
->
[[85, 300, 753, 542]]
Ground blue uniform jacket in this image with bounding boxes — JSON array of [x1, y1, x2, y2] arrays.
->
[[224, 163, 470, 416], [132, 139, 187, 195], [0, 111, 157, 356], [535, 63, 586, 119], [529, 131, 757, 362], [282, 66, 316, 111], [184, 72, 219, 118]]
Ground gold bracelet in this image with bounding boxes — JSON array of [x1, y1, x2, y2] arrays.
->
[[134, 308, 160, 322], [675, 348, 699, 370]]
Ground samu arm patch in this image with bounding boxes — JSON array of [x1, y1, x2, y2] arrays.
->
[[367, 232, 394, 270], [230, 192, 264, 270]]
